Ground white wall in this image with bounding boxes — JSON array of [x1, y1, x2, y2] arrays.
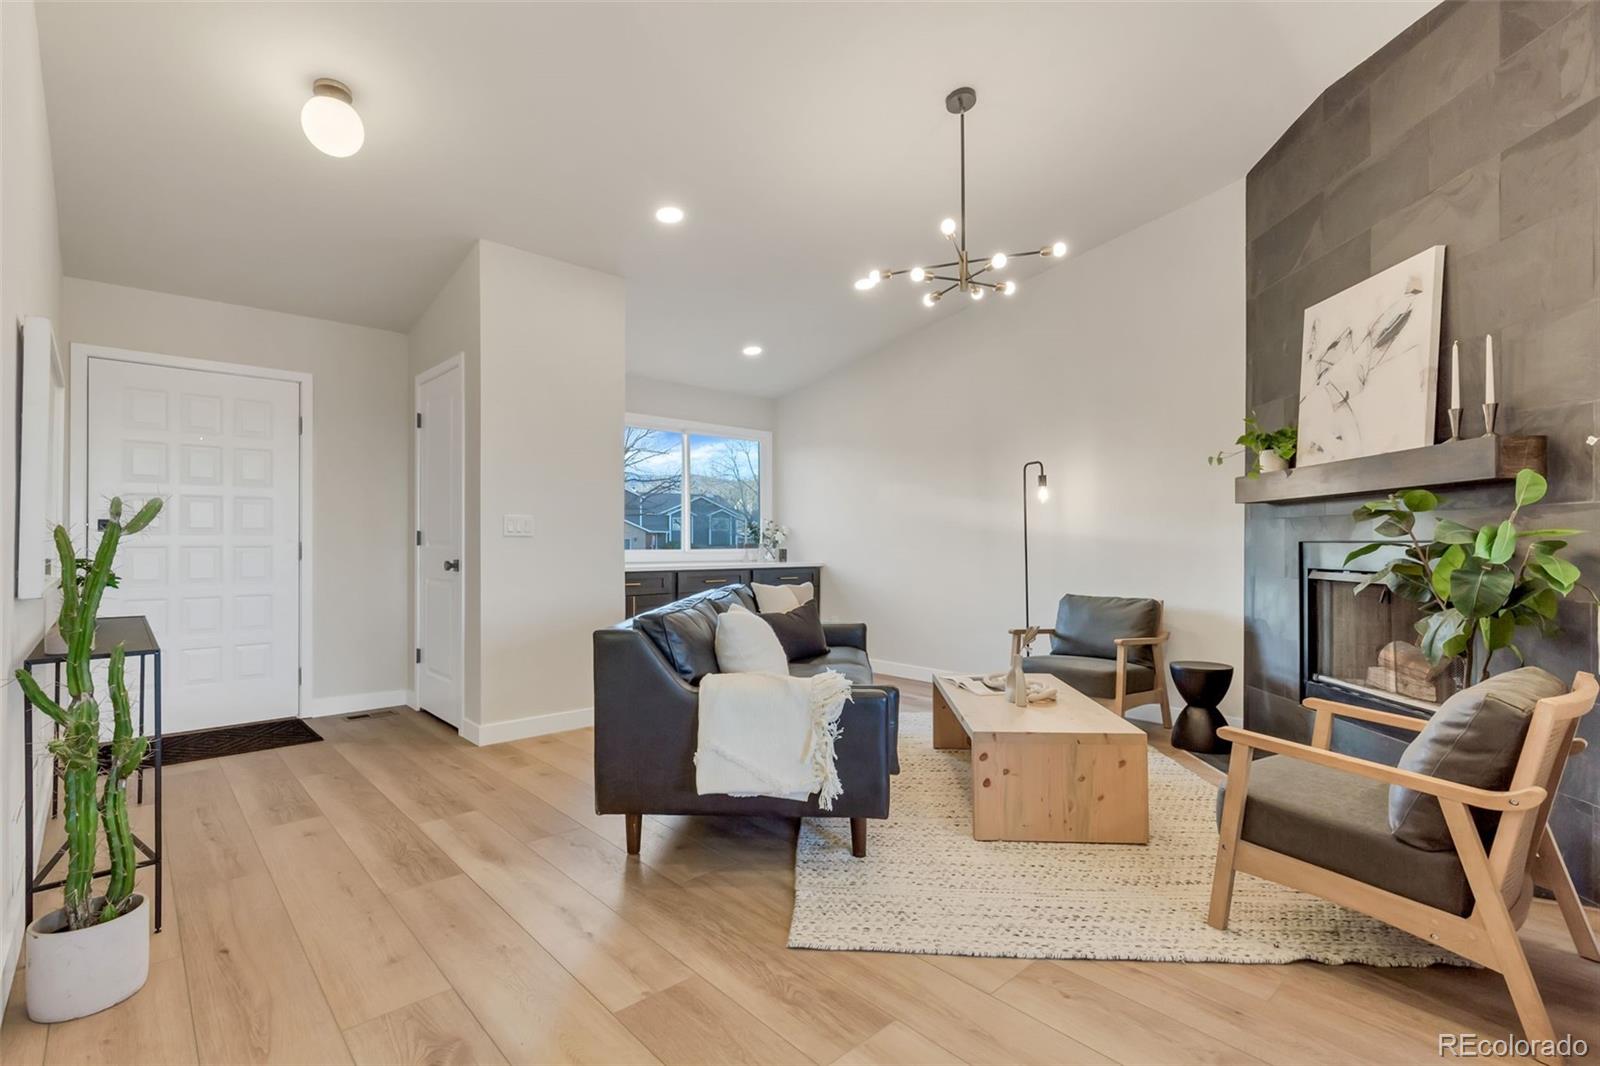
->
[[466, 241, 624, 739], [777, 182, 1246, 718], [1, 0, 62, 1009], [626, 373, 776, 431], [59, 277, 413, 711]]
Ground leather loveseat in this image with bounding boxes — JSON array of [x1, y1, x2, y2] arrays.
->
[[593, 583, 900, 856]]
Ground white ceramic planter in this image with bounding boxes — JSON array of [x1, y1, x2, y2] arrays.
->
[[25, 894, 149, 1022], [1258, 451, 1290, 473]]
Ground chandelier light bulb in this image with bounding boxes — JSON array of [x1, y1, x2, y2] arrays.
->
[[922, 292, 938, 307], [969, 287, 984, 301], [301, 78, 364, 158], [1002, 280, 1017, 296], [868, 269, 881, 284], [910, 266, 926, 282], [990, 252, 1007, 270], [940, 217, 957, 237], [853, 277, 875, 291], [1051, 240, 1068, 258]]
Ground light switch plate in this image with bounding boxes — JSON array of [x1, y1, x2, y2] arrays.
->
[[503, 514, 535, 537]]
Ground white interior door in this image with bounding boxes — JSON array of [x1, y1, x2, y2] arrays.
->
[[86, 356, 302, 733], [415, 361, 464, 727]]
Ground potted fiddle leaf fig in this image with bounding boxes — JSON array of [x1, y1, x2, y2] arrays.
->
[[19, 496, 162, 1023], [1346, 470, 1589, 684]]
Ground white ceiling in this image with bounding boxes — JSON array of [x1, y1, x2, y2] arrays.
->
[[36, 1, 1432, 397]]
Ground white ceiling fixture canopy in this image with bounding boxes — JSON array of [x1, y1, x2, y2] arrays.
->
[[300, 77, 364, 158]]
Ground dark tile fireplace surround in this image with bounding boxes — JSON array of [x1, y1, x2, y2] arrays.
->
[[1244, 1, 1600, 901]]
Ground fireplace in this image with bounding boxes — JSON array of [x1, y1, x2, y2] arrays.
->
[[1300, 543, 1465, 718]]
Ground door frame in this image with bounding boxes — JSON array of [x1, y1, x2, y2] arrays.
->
[[70, 343, 315, 716], [413, 354, 466, 724]]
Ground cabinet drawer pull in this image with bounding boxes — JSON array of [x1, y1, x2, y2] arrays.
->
[[625, 581, 642, 588]]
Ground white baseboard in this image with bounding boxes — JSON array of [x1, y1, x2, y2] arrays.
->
[[461, 706, 593, 746], [871, 658, 947, 684], [303, 689, 415, 719]]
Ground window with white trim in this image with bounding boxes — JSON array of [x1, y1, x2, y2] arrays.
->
[[623, 416, 771, 561]]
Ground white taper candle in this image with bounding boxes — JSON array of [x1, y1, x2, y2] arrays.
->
[[1451, 341, 1460, 409]]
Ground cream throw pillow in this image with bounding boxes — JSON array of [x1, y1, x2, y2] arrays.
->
[[714, 604, 789, 676], [752, 581, 814, 613]]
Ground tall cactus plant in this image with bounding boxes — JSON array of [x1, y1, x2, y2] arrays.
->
[[15, 496, 161, 930]]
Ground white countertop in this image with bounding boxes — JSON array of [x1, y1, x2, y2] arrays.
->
[[624, 560, 821, 573]]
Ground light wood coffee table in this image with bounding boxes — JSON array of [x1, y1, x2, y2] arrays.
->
[[932, 672, 1148, 843]]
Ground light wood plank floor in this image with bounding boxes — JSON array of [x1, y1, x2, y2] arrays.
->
[[4, 676, 1597, 1065]]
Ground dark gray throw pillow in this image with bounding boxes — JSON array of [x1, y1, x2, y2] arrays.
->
[[1388, 666, 1565, 851], [760, 599, 829, 661]]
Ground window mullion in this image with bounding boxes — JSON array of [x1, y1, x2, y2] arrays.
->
[[681, 431, 692, 552]]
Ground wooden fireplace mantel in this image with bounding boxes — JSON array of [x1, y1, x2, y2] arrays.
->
[[1235, 435, 1547, 505]]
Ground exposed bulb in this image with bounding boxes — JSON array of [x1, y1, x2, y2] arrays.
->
[[853, 276, 876, 291], [940, 217, 957, 237], [1002, 280, 1017, 296], [990, 252, 1008, 270], [969, 287, 984, 301], [1051, 240, 1068, 257], [1036, 473, 1049, 502], [922, 292, 938, 307], [868, 269, 881, 284], [910, 266, 926, 282]]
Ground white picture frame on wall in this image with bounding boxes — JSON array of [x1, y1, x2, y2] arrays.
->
[[16, 315, 67, 600], [1296, 245, 1446, 466]]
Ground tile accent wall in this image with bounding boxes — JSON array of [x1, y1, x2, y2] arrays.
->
[[1243, 0, 1600, 901]]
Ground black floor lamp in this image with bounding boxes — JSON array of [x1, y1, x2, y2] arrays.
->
[[1022, 460, 1049, 628]]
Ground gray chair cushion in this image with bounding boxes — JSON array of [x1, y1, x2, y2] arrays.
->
[[1389, 666, 1565, 851], [789, 646, 874, 686], [1022, 654, 1154, 700], [1050, 594, 1161, 665], [635, 585, 752, 684], [1218, 755, 1472, 916]]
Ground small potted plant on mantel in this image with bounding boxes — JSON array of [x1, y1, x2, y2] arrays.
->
[[17, 496, 162, 1022], [1209, 415, 1297, 476]]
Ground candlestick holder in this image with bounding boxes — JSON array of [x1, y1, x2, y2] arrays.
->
[[1482, 401, 1499, 437], [1448, 406, 1463, 441]]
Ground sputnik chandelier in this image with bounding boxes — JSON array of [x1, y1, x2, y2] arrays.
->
[[854, 87, 1067, 307]]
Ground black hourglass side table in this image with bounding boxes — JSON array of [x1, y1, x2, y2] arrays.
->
[[1168, 660, 1233, 754]]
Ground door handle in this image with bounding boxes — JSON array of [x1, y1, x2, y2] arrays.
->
[[443, 559, 461, 572]]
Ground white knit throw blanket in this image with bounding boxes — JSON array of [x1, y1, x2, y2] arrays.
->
[[694, 670, 851, 809]]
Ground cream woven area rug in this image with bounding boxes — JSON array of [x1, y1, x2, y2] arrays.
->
[[790, 711, 1467, 967]]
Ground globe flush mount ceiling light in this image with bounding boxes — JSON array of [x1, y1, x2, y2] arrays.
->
[[301, 78, 364, 158], [853, 87, 1068, 305]]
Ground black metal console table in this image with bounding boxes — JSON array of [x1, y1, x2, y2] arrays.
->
[[21, 616, 162, 932]]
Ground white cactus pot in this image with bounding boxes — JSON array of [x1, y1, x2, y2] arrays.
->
[[25, 894, 149, 1022]]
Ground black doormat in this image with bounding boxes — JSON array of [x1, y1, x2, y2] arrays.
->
[[139, 717, 324, 767]]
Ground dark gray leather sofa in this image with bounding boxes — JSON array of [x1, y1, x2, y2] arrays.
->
[[593, 583, 899, 857]]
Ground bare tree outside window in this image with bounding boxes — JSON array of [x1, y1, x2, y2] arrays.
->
[[690, 434, 760, 548], [623, 426, 683, 549]]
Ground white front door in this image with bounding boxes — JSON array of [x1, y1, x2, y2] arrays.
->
[[414, 360, 464, 727], [86, 356, 302, 733]]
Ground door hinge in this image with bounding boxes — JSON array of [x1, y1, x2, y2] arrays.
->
[[416, 529, 423, 546], [298, 542, 303, 560], [298, 667, 303, 685], [298, 415, 304, 435], [415, 648, 422, 664], [416, 412, 423, 429]]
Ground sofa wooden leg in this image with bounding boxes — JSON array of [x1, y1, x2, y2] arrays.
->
[[850, 818, 867, 858], [625, 813, 642, 856]]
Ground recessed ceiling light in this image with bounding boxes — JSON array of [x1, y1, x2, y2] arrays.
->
[[655, 205, 685, 224], [301, 78, 364, 158], [741, 345, 763, 357]]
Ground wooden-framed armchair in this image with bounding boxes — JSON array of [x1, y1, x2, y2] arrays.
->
[[1022, 593, 1170, 725], [1209, 671, 1599, 1064]]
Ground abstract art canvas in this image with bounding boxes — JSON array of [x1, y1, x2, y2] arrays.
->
[[1296, 245, 1445, 466]]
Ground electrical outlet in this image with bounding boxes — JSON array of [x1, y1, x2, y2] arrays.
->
[[503, 514, 535, 537]]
